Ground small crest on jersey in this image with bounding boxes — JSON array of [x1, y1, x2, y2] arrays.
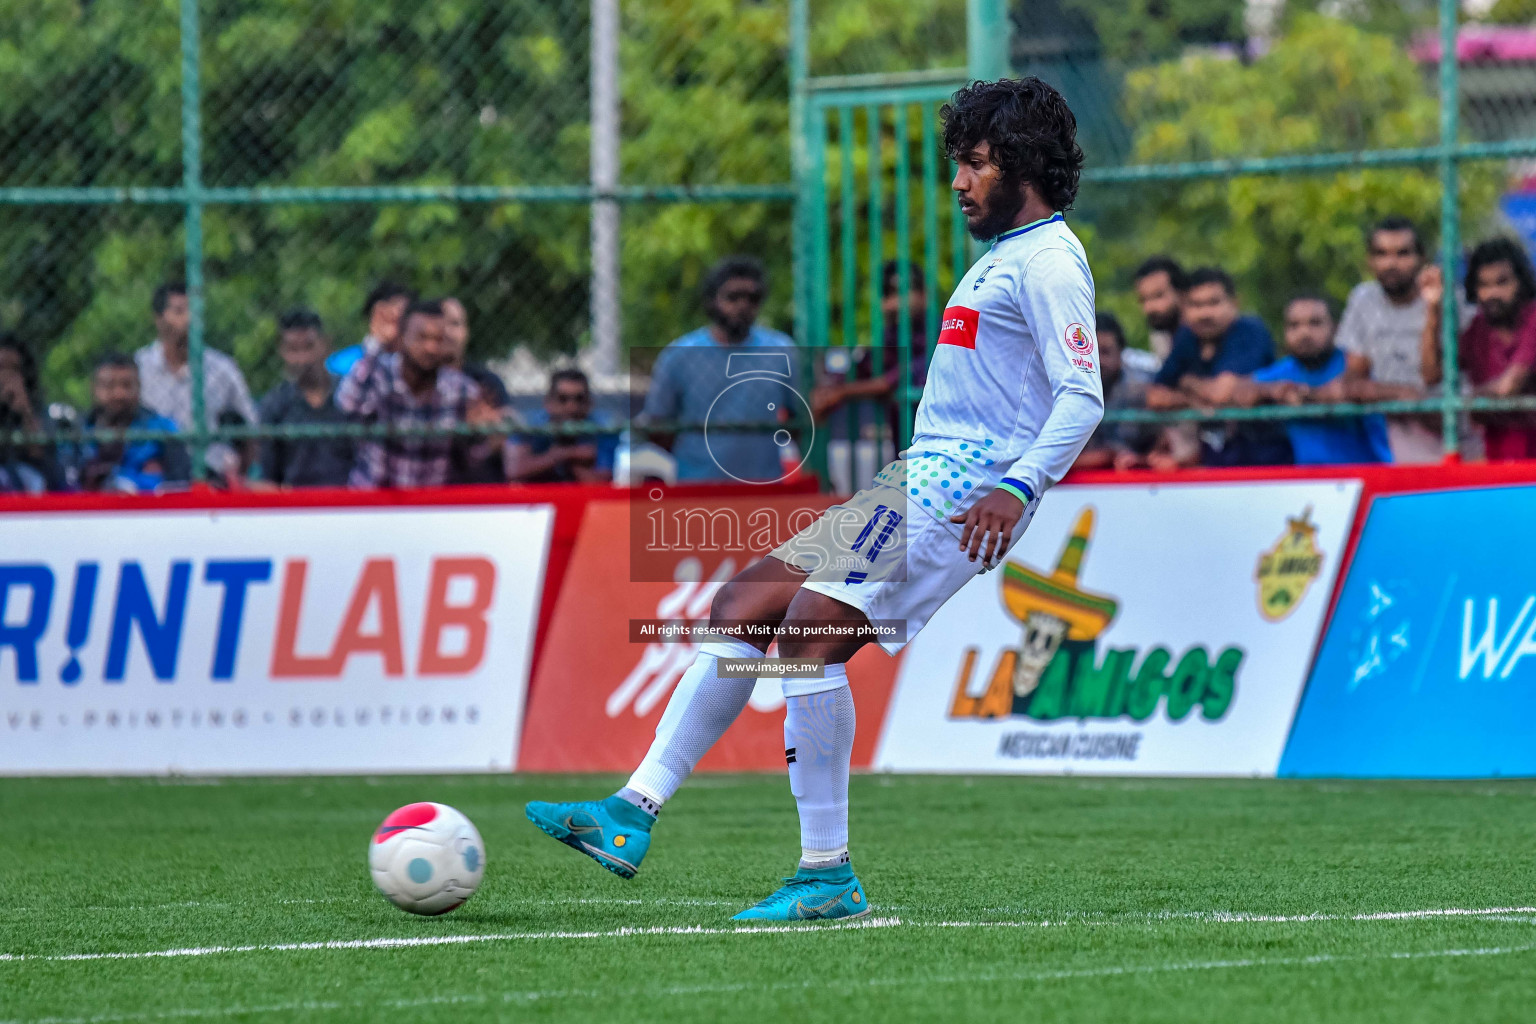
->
[[973, 258, 1004, 290], [1065, 322, 1096, 371], [1065, 323, 1092, 354]]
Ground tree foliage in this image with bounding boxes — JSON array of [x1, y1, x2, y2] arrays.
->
[[0, 0, 964, 407], [1082, 13, 1501, 346], [1062, 0, 1244, 63]]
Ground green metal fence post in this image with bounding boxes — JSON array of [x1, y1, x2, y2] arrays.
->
[[966, 0, 1009, 83], [866, 105, 885, 373], [839, 108, 857, 351], [808, 104, 830, 349], [1438, 0, 1461, 460], [893, 104, 914, 449], [180, 0, 207, 481], [966, 0, 1007, 264], [920, 104, 941, 449], [790, 0, 811, 350]]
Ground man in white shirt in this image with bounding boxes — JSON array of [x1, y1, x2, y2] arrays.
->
[[525, 77, 1102, 922], [1335, 217, 1442, 463], [134, 282, 258, 481]]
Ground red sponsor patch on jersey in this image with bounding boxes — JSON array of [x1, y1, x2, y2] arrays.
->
[[938, 306, 980, 349], [373, 802, 437, 844]]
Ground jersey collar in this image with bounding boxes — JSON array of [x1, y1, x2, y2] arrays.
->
[[991, 212, 1064, 246]]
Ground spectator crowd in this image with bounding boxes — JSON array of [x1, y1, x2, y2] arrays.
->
[[3, 224, 1536, 495], [0, 281, 621, 494], [1074, 217, 1536, 471]]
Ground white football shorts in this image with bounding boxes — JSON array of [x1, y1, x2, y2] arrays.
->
[[768, 461, 1040, 655]]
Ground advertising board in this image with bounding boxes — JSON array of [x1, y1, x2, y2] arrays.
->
[[519, 496, 900, 773], [1282, 485, 1536, 777], [0, 506, 551, 773], [874, 481, 1360, 775]]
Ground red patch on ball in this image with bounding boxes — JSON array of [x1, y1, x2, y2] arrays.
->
[[373, 802, 438, 844]]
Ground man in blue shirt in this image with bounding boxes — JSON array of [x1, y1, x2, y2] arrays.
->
[[1240, 294, 1391, 465], [1147, 266, 1292, 466], [507, 369, 618, 483], [67, 353, 190, 492], [640, 256, 799, 482]]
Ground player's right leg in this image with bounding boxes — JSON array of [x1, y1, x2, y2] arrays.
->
[[524, 555, 804, 879]]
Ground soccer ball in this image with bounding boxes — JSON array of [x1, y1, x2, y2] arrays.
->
[[369, 802, 485, 915]]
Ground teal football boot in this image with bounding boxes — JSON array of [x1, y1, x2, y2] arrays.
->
[[524, 796, 653, 879], [731, 864, 870, 921]]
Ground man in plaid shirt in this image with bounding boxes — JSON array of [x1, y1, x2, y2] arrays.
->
[[336, 298, 498, 488]]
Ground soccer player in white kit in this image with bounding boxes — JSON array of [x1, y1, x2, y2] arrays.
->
[[526, 77, 1104, 920]]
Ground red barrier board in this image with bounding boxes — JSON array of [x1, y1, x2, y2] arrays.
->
[[519, 496, 901, 773]]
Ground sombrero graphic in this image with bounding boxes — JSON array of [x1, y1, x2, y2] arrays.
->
[[949, 507, 1120, 719], [1000, 507, 1118, 641]]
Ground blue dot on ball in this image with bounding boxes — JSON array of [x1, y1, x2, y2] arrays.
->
[[960, 443, 968, 450], [408, 857, 433, 884], [463, 846, 481, 872], [923, 498, 931, 506]]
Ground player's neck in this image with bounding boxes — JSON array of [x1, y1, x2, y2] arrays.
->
[[1005, 194, 1058, 234]]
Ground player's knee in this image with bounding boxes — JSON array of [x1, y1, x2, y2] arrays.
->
[[708, 580, 778, 649], [779, 590, 869, 663], [708, 579, 748, 626]]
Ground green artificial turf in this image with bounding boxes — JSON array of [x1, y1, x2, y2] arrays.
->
[[2, 774, 1536, 1023]]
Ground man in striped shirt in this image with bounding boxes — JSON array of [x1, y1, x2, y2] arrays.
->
[[335, 299, 488, 489]]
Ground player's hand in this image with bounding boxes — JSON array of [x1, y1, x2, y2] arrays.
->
[[949, 489, 1027, 568]]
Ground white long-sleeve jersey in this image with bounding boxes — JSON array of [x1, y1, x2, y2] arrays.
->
[[884, 212, 1103, 520]]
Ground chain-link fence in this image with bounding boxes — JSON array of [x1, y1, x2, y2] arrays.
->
[[6, 0, 1536, 492], [1, 0, 802, 488], [802, 0, 1536, 485]]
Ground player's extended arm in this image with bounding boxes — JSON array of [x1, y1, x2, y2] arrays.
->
[[949, 247, 1104, 565], [1004, 249, 1105, 499]]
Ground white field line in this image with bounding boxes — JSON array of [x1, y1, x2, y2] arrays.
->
[[0, 896, 754, 916], [969, 906, 1536, 927], [4, 906, 1536, 965], [0, 917, 904, 963], [8, 942, 1536, 1024]]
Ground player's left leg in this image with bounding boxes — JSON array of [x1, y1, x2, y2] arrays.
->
[[731, 591, 870, 922], [525, 555, 803, 879], [732, 475, 1043, 919]]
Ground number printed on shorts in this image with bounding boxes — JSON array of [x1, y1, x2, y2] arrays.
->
[[849, 505, 903, 564]]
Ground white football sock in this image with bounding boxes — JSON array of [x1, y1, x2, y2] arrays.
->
[[626, 638, 762, 805], [783, 664, 855, 866]]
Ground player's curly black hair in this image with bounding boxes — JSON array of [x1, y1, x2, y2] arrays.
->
[[940, 77, 1084, 212]]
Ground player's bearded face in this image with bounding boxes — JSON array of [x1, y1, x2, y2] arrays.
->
[[957, 159, 1026, 241]]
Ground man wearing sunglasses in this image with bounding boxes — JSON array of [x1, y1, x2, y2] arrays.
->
[[639, 255, 798, 482], [505, 368, 616, 484]]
